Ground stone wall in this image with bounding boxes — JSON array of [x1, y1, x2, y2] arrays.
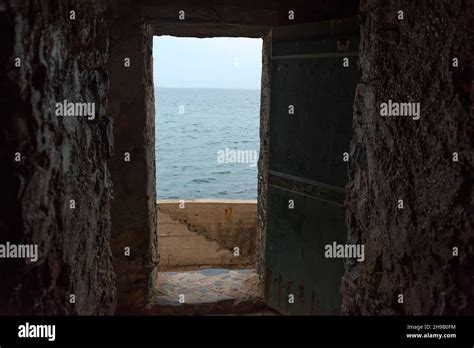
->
[[157, 200, 257, 270], [0, 0, 115, 314], [342, 0, 474, 315], [255, 32, 272, 279], [106, 1, 158, 313]]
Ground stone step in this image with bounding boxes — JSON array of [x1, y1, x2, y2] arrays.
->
[[148, 268, 269, 315]]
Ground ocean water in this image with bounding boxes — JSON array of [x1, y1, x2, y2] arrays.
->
[[154, 87, 260, 200]]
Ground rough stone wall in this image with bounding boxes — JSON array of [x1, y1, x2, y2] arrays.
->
[[342, 0, 474, 315], [256, 32, 272, 279], [0, 0, 115, 314]]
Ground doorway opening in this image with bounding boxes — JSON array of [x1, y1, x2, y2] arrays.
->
[[152, 36, 272, 314]]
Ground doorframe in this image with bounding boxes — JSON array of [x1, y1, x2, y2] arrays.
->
[[144, 22, 272, 310]]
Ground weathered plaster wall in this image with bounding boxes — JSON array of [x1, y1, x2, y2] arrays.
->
[[157, 200, 257, 270], [0, 0, 115, 314], [342, 0, 474, 315]]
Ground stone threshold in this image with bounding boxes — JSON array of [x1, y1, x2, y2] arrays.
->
[[148, 268, 267, 315]]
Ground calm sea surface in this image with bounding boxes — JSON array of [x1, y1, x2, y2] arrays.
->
[[154, 87, 260, 200]]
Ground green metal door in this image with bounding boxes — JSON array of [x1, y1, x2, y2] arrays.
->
[[265, 18, 360, 315]]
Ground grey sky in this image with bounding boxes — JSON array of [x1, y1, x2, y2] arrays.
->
[[153, 36, 262, 89]]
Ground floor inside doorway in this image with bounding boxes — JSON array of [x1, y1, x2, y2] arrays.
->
[[152, 268, 276, 315]]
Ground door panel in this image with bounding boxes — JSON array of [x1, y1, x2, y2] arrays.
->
[[265, 18, 360, 315]]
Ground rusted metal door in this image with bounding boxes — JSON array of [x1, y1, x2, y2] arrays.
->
[[265, 18, 360, 315]]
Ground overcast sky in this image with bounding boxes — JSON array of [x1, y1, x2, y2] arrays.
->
[[153, 36, 262, 89]]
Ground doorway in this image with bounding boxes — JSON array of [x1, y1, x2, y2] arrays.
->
[[152, 36, 271, 314], [109, 16, 360, 316]]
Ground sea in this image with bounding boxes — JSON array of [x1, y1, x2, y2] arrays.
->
[[154, 87, 260, 200]]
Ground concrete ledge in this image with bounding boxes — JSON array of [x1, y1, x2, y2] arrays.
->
[[157, 200, 257, 270]]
